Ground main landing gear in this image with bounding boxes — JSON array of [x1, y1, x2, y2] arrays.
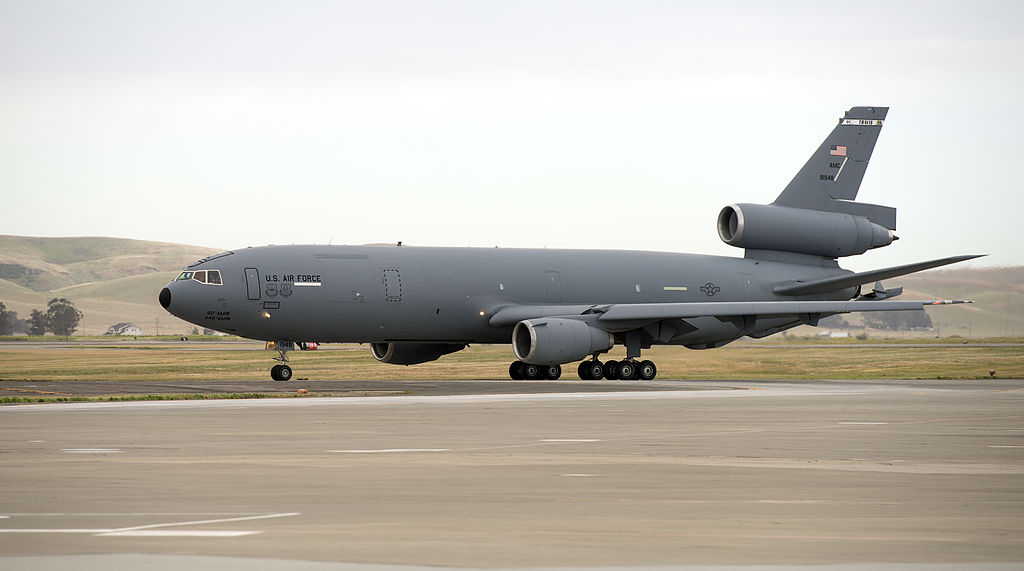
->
[[577, 358, 657, 381], [506, 358, 658, 381], [508, 361, 562, 380]]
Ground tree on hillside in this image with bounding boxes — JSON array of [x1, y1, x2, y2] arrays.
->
[[46, 298, 83, 336], [863, 310, 934, 331], [0, 301, 18, 335], [28, 309, 48, 335]]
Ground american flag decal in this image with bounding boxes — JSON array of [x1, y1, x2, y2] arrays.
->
[[830, 145, 847, 157]]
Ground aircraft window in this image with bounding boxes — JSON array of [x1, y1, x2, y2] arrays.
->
[[178, 269, 222, 285]]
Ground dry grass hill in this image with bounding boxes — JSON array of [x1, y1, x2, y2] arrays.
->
[[0, 236, 220, 335], [0, 235, 1019, 338]]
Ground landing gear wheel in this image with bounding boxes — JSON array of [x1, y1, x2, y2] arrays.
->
[[581, 360, 604, 380], [271, 364, 292, 381], [578, 361, 592, 380], [278, 365, 292, 381], [603, 360, 620, 380], [543, 364, 562, 380], [521, 363, 542, 380], [638, 360, 657, 380], [618, 360, 638, 380], [509, 361, 525, 380]]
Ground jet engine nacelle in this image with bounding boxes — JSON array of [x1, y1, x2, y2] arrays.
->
[[717, 203, 895, 258], [512, 318, 614, 365], [370, 342, 466, 365]]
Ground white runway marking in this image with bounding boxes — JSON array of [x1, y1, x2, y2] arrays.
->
[[329, 448, 451, 453], [0, 512, 299, 537], [540, 439, 602, 442], [989, 445, 1024, 448], [559, 473, 599, 477], [98, 530, 260, 537], [1, 386, 859, 412], [838, 422, 889, 425], [61, 448, 122, 453]]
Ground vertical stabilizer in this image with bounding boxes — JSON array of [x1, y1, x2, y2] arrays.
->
[[772, 106, 894, 229]]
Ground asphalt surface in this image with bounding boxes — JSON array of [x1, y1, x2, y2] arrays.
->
[[0, 378, 736, 398], [1, 378, 1022, 570]]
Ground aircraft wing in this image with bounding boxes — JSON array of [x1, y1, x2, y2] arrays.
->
[[489, 299, 971, 327], [593, 299, 970, 322]]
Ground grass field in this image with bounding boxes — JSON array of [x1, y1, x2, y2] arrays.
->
[[1, 341, 1021, 383]]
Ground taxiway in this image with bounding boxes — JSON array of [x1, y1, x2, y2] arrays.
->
[[1, 378, 1022, 569]]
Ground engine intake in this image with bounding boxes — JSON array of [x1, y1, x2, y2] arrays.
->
[[513, 318, 614, 365], [718, 203, 894, 258], [370, 342, 466, 365]]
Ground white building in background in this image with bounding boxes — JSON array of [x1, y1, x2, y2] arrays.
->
[[104, 322, 144, 336]]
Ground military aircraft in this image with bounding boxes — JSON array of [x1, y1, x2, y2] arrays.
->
[[160, 106, 979, 381]]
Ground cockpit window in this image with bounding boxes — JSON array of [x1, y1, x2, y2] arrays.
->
[[176, 270, 222, 285]]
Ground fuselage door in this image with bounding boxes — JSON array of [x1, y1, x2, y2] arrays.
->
[[383, 269, 402, 302], [245, 268, 261, 300]]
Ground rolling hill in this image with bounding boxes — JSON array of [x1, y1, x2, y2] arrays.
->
[[0, 235, 1019, 337], [0, 236, 220, 335]]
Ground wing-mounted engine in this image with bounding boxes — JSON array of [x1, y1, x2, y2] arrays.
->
[[717, 203, 895, 258], [513, 318, 613, 365], [371, 342, 466, 365]]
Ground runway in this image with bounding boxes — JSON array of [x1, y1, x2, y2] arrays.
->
[[1, 378, 1023, 569]]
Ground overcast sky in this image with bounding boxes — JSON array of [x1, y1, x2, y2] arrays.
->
[[2, 0, 1021, 271]]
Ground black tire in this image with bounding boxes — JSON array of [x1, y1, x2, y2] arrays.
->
[[577, 361, 592, 380], [522, 363, 542, 380], [604, 360, 620, 380], [277, 365, 292, 381], [270, 365, 282, 381], [509, 361, 525, 380], [585, 361, 604, 380], [543, 364, 562, 380], [639, 360, 657, 380], [618, 360, 637, 380]]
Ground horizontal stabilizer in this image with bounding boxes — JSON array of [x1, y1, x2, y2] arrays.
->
[[773, 255, 985, 296]]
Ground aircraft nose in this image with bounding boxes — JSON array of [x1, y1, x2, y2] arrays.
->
[[159, 287, 172, 309]]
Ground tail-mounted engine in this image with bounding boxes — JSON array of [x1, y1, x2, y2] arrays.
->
[[717, 203, 895, 258]]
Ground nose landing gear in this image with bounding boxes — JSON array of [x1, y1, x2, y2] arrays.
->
[[268, 341, 294, 381], [271, 364, 293, 381]]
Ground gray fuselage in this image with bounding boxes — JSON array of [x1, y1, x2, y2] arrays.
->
[[161, 244, 854, 349]]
